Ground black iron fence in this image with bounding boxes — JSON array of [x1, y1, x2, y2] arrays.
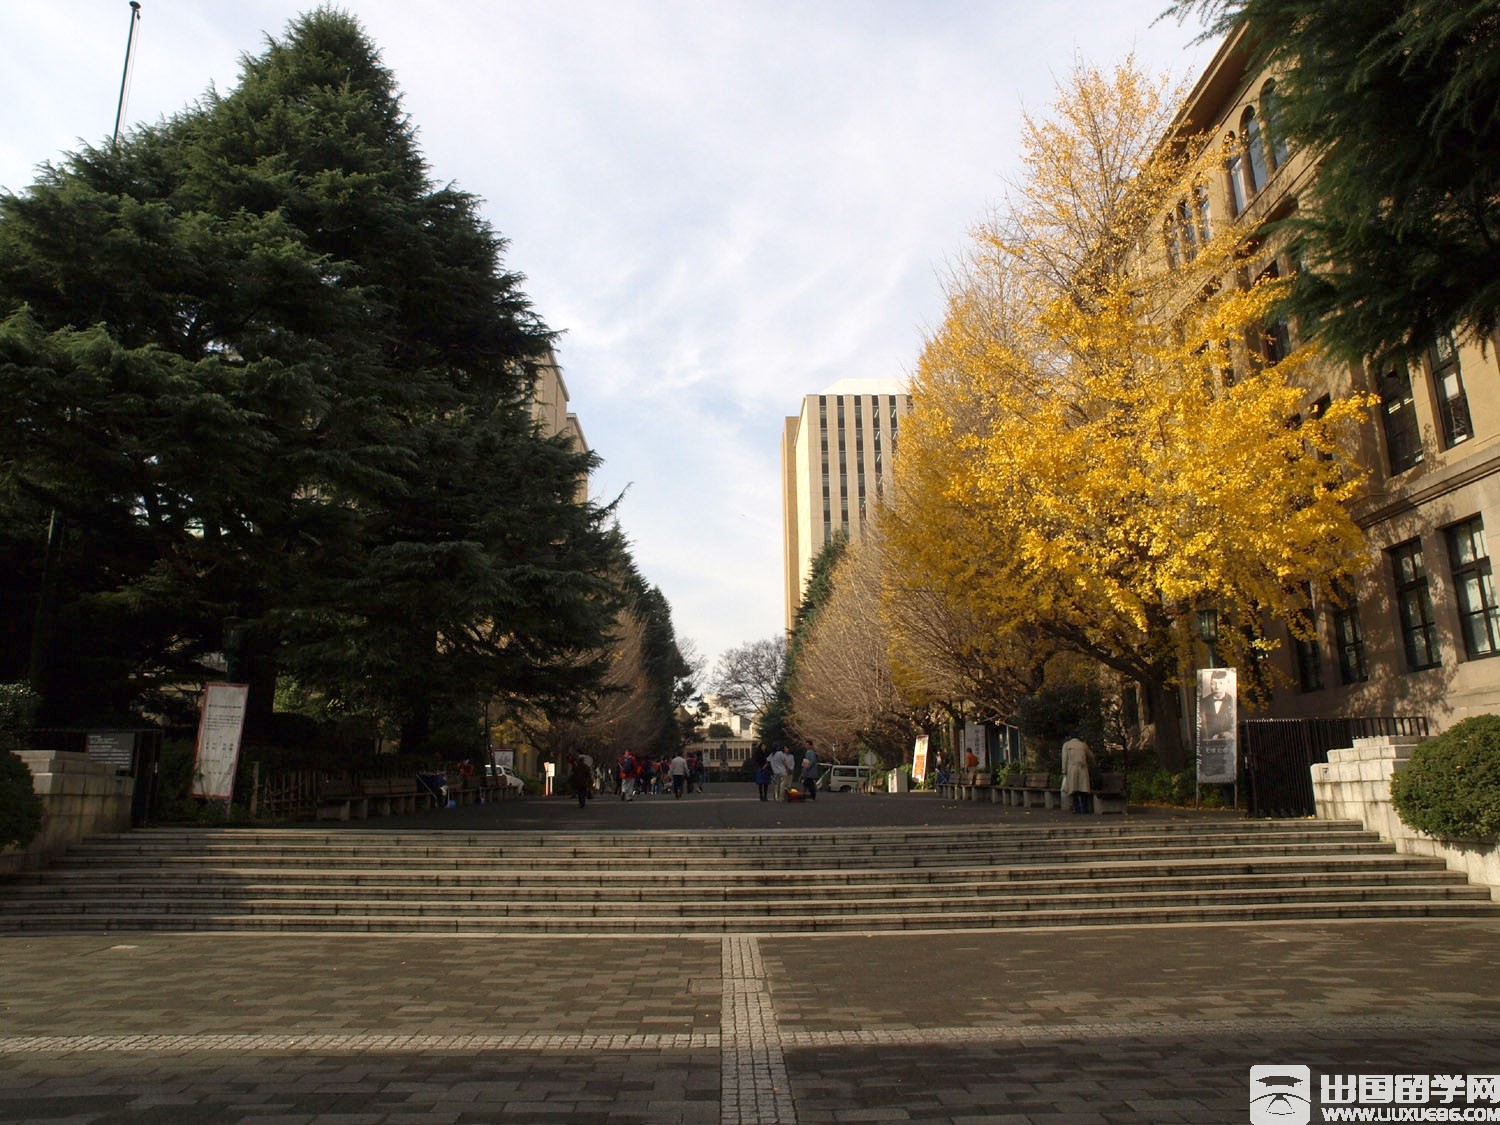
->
[[1239, 715, 1430, 818]]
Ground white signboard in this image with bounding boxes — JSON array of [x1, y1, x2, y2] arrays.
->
[[1195, 666, 1238, 785], [191, 683, 249, 801]]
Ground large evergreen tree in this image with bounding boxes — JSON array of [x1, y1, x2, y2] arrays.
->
[[0, 9, 619, 746], [1169, 0, 1500, 363]]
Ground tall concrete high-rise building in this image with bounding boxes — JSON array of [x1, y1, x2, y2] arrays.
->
[[781, 379, 912, 631]]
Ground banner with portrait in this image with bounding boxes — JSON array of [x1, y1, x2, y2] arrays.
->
[[1195, 666, 1238, 784]]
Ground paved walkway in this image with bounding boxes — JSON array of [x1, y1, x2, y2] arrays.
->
[[2, 788, 1498, 1123]]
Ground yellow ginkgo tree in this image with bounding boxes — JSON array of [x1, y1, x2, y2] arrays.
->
[[886, 58, 1372, 769]]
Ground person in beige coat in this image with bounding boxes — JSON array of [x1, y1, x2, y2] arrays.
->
[[1060, 733, 1094, 814]]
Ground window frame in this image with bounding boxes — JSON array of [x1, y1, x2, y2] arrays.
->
[[1446, 516, 1500, 660], [1225, 132, 1248, 216], [1378, 365, 1424, 475], [1427, 332, 1473, 449], [1194, 183, 1213, 244], [1260, 79, 1291, 168], [1390, 539, 1441, 671], [1331, 585, 1369, 685], [1241, 106, 1268, 195]]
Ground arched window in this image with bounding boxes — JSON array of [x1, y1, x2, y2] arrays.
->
[[1177, 200, 1197, 261], [1164, 216, 1179, 269], [1241, 106, 1268, 194], [1225, 132, 1248, 215], [1261, 80, 1291, 167], [1194, 184, 1212, 243]]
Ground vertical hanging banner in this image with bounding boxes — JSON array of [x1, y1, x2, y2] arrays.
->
[[963, 723, 988, 771], [912, 735, 930, 784], [191, 683, 249, 801], [1195, 667, 1238, 784]]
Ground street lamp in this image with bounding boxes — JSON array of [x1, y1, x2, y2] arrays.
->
[[1196, 608, 1219, 669]]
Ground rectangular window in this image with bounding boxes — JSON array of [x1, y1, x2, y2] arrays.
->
[[1446, 516, 1500, 659], [1292, 631, 1323, 692], [1290, 587, 1322, 692], [1331, 585, 1369, 684], [1390, 539, 1440, 670], [1379, 367, 1424, 475], [1428, 332, 1473, 449]]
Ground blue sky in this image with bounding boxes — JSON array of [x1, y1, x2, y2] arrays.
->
[[0, 1, 1221, 677]]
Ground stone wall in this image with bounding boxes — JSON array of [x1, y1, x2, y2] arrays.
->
[[1311, 735, 1500, 900], [0, 750, 134, 876]]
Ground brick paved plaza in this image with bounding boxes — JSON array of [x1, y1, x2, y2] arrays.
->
[[2, 788, 1498, 1123]]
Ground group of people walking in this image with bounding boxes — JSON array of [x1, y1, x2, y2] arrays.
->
[[566, 750, 708, 807], [613, 750, 706, 801], [751, 743, 819, 802]]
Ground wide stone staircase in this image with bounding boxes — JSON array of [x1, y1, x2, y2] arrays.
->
[[0, 819, 1494, 934]]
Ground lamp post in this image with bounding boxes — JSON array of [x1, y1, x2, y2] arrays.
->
[[1196, 608, 1219, 669]]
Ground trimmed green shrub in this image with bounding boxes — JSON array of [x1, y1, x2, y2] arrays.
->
[[1127, 768, 1196, 807], [0, 683, 44, 849], [1391, 716, 1500, 842]]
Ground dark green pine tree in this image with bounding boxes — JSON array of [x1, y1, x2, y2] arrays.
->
[[0, 8, 621, 744], [1169, 0, 1500, 364], [759, 531, 847, 749], [630, 580, 696, 757]]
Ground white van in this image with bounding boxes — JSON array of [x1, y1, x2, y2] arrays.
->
[[821, 764, 876, 792]]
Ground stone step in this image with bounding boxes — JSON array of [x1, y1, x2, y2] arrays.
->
[[5, 881, 1490, 919], [3, 818, 1492, 935], [6, 867, 1479, 906], [2, 899, 1494, 935], [50, 824, 1394, 857], [15, 856, 1467, 892], [43, 840, 1405, 874]]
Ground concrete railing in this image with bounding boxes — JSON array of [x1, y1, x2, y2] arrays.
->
[[1311, 735, 1500, 900], [0, 750, 134, 876]]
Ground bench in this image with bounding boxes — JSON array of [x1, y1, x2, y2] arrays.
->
[[956, 773, 993, 801], [358, 777, 429, 816], [446, 773, 504, 807], [317, 778, 369, 821], [1000, 772, 1059, 809], [1091, 771, 1128, 815], [388, 777, 430, 813]]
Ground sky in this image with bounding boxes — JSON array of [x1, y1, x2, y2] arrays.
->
[[0, 0, 1223, 680]]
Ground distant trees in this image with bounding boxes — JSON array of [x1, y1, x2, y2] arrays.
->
[[0, 11, 622, 750], [786, 528, 921, 763], [1168, 0, 1500, 364], [708, 637, 786, 726], [534, 555, 698, 767]]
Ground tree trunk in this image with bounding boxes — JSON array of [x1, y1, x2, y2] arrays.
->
[[400, 705, 431, 755], [1142, 672, 1186, 771]]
